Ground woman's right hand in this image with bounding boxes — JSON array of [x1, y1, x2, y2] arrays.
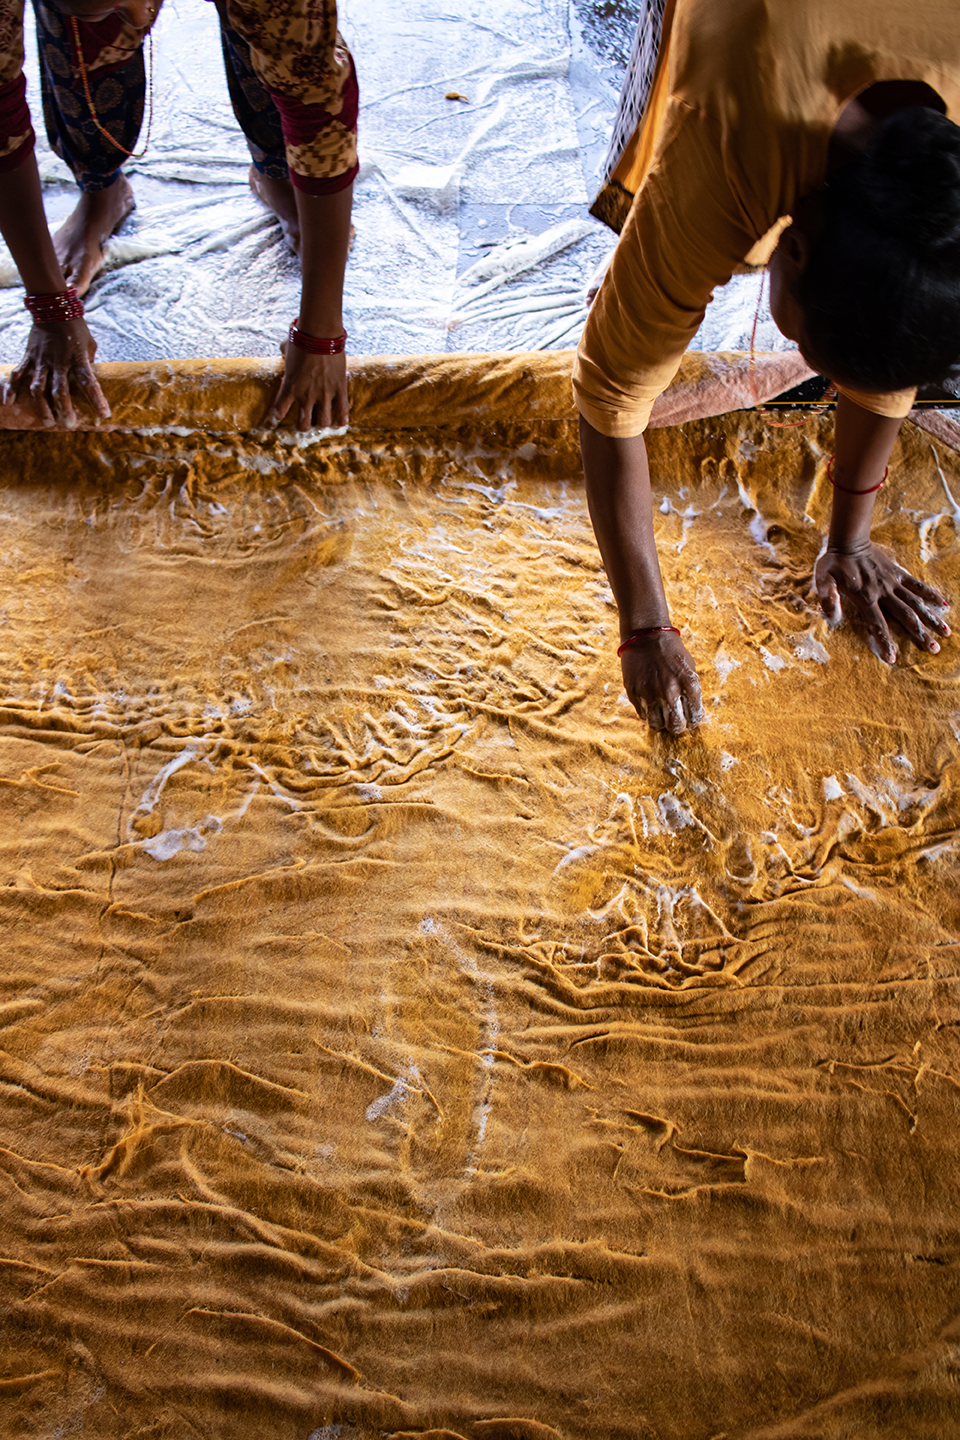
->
[[6, 318, 110, 428], [621, 630, 704, 733]]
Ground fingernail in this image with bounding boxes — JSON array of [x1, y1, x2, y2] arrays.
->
[[929, 641, 941, 653]]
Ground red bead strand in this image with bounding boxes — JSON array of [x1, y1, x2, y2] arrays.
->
[[617, 626, 681, 657], [24, 288, 85, 323], [288, 321, 348, 355], [827, 455, 887, 495]]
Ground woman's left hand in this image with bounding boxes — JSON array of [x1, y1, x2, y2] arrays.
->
[[266, 341, 348, 430], [814, 541, 950, 663]]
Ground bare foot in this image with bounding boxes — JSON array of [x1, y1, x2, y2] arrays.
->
[[248, 166, 356, 257], [249, 165, 301, 254], [53, 175, 135, 297]]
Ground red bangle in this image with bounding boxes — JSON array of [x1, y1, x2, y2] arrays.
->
[[24, 287, 84, 323], [827, 455, 887, 495], [618, 625, 681, 657], [288, 320, 347, 355]]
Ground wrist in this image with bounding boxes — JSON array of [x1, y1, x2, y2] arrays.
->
[[288, 319, 347, 355], [30, 315, 89, 335], [827, 495, 877, 553], [620, 604, 672, 638], [19, 260, 68, 295], [825, 534, 873, 558], [297, 298, 344, 336], [25, 287, 84, 324], [618, 625, 680, 657]]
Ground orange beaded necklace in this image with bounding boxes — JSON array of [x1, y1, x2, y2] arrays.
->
[[69, 12, 156, 161]]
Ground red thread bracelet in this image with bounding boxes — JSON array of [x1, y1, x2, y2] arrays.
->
[[24, 287, 84, 323], [618, 625, 681, 657], [288, 320, 347, 355], [827, 455, 887, 495]]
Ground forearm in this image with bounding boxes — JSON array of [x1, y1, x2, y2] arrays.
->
[[294, 182, 353, 336], [0, 149, 66, 295], [579, 415, 671, 636], [813, 392, 949, 663], [827, 393, 903, 551]]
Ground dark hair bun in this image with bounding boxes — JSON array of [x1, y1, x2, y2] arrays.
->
[[800, 105, 960, 389], [856, 107, 960, 249]]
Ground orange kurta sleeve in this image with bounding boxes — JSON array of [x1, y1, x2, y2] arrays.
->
[[573, 100, 758, 437], [834, 382, 917, 419]]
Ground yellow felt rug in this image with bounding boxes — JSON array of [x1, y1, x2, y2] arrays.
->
[[1, 355, 959, 1440]]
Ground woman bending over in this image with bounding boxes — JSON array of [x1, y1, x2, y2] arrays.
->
[[576, 0, 960, 732], [0, 0, 357, 428]]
